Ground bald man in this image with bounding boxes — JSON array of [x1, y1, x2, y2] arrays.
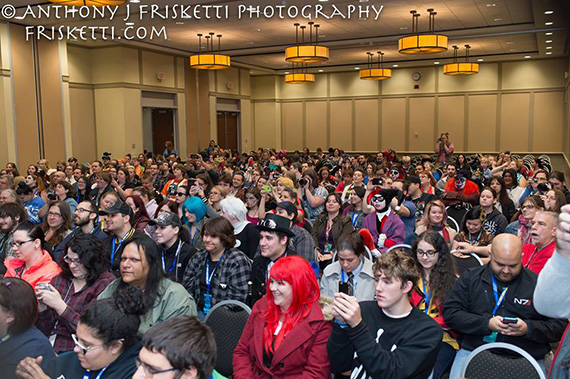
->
[[522, 211, 557, 274], [444, 234, 567, 378]]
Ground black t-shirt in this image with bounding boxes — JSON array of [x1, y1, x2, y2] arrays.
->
[[160, 238, 196, 283], [410, 193, 437, 222]]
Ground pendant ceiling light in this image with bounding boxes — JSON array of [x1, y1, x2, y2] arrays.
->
[[359, 51, 392, 80], [47, 0, 125, 5], [285, 22, 329, 63], [190, 33, 231, 70], [443, 45, 479, 75], [398, 9, 448, 54], [285, 63, 315, 84]]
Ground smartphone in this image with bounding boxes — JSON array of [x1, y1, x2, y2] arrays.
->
[[36, 283, 51, 291], [262, 185, 272, 193], [338, 282, 350, 295], [372, 178, 383, 186], [502, 316, 518, 324]]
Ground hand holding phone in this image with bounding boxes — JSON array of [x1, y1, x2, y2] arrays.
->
[[502, 316, 518, 324], [338, 282, 350, 295]]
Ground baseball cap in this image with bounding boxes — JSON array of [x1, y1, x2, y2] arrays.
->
[[149, 212, 181, 228], [275, 201, 298, 220], [99, 201, 133, 218]]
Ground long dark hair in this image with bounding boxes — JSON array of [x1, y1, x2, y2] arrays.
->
[[489, 177, 512, 213], [60, 234, 110, 286], [81, 285, 145, 350], [114, 235, 164, 313], [411, 231, 457, 304]]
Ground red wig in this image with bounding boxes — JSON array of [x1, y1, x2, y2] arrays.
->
[[127, 194, 150, 221], [263, 256, 320, 355]]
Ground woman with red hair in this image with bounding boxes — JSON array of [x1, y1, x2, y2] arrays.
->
[[126, 194, 150, 230], [233, 256, 332, 378]]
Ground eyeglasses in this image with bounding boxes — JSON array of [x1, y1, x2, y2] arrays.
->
[[12, 240, 34, 248], [47, 212, 62, 218], [176, 192, 187, 197], [135, 358, 178, 377], [63, 255, 82, 266], [416, 250, 438, 257], [75, 207, 94, 214], [72, 334, 106, 355]]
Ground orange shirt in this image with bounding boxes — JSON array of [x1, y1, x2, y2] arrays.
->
[[5, 250, 62, 291]]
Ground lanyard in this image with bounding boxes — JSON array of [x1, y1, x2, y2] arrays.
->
[[422, 278, 432, 314], [491, 275, 508, 315], [162, 240, 183, 274], [0, 334, 10, 344], [351, 210, 361, 228], [205, 253, 225, 293], [111, 229, 135, 263], [83, 366, 108, 379], [190, 227, 199, 246], [468, 231, 482, 246]]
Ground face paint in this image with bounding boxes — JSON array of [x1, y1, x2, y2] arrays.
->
[[371, 194, 386, 211], [389, 169, 399, 180], [455, 177, 466, 190]]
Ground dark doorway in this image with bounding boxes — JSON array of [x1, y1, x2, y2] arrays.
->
[[151, 109, 175, 156], [216, 111, 239, 150]]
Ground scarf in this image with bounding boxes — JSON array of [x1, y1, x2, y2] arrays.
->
[[518, 215, 533, 245]]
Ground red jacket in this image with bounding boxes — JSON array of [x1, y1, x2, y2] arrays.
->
[[233, 297, 332, 379], [442, 179, 480, 206], [5, 250, 61, 290], [522, 241, 556, 274]]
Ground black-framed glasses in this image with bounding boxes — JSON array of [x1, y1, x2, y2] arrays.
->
[[416, 249, 438, 257], [176, 192, 187, 197], [75, 207, 94, 214], [135, 358, 178, 377], [63, 255, 81, 266], [12, 240, 34, 248]]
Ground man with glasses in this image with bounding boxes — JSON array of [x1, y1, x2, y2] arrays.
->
[[519, 170, 549, 205], [53, 201, 108, 261], [444, 233, 567, 377], [133, 316, 216, 379]]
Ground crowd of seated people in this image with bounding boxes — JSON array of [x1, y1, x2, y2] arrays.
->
[[0, 136, 569, 378]]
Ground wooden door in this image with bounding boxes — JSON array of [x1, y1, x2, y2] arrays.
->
[[216, 111, 239, 150], [152, 109, 175, 155]]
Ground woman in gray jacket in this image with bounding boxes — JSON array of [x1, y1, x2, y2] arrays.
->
[[320, 231, 375, 301]]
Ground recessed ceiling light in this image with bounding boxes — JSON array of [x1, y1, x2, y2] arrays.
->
[[175, 22, 184, 25], [510, 49, 517, 52], [392, 64, 399, 67], [355, 67, 360, 70], [359, 0, 369, 2], [545, 40, 553, 43], [257, 29, 261, 32], [546, 46, 552, 49], [318, 69, 324, 72], [494, 18, 503, 21], [318, 0, 328, 2], [477, 58, 484, 62], [246, 41, 254, 45], [545, 22, 553, 26], [130, 0, 140, 3], [545, 32, 553, 36], [284, 71, 290, 74], [434, 61, 440, 65], [399, 27, 408, 30], [524, 55, 531, 58], [546, 52, 552, 55], [486, 3, 496, 7], [506, 41, 513, 45], [544, 10, 553, 15], [320, 34, 326, 38]]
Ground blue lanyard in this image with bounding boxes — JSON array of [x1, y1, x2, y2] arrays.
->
[[111, 229, 134, 263], [190, 227, 199, 246], [422, 278, 432, 314], [162, 240, 183, 274], [468, 231, 482, 246], [491, 275, 508, 315], [83, 366, 108, 379], [351, 210, 361, 228], [205, 253, 225, 293]]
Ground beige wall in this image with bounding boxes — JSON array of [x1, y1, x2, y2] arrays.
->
[[251, 58, 568, 153]]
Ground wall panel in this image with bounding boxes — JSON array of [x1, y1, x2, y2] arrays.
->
[[381, 98, 406, 151], [69, 87, 97, 162], [330, 72, 379, 98], [409, 97, 435, 151], [437, 96, 465, 151], [467, 94, 497, 152], [305, 101, 327, 150], [330, 100, 353, 150], [499, 93, 530, 151], [281, 102, 303, 151], [533, 92, 564, 152], [142, 51, 175, 88], [355, 99, 379, 151], [253, 102, 278, 149]]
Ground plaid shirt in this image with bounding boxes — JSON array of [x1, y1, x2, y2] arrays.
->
[[182, 248, 251, 309], [36, 271, 115, 353]]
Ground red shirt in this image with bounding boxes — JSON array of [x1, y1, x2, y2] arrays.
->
[[522, 241, 556, 274]]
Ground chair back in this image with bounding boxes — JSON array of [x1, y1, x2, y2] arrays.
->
[[204, 300, 252, 377], [460, 342, 546, 379], [451, 252, 483, 275], [385, 244, 412, 254]]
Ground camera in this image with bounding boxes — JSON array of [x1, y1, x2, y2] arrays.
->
[[47, 190, 56, 201], [537, 183, 550, 192], [372, 178, 383, 186], [299, 178, 308, 187], [190, 154, 199, 160]]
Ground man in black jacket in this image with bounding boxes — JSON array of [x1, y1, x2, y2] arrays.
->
[[249, 213, 296, 305], [327, 249, 443, 379], [444, 233, 567, 378]]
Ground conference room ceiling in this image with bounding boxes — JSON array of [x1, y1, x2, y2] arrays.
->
[[5, 0, 570, 74]]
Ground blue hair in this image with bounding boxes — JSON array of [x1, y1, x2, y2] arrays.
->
[[181, 197, 207, 225]]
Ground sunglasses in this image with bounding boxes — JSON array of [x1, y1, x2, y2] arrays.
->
[[176, 192, 187, 197]]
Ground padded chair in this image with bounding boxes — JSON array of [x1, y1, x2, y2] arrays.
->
[[385, 244, 412, 254], [445, 206, 468, 230], [451, 251, 483, 276], [459, 342, 546, 379], [447, 216, 460, 232], [204, 300, 252, 378]]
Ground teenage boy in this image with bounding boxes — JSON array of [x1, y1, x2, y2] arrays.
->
[[250, 213, 296, 304], [133, 316, 216, 379], [327, 249, 443, 379]]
